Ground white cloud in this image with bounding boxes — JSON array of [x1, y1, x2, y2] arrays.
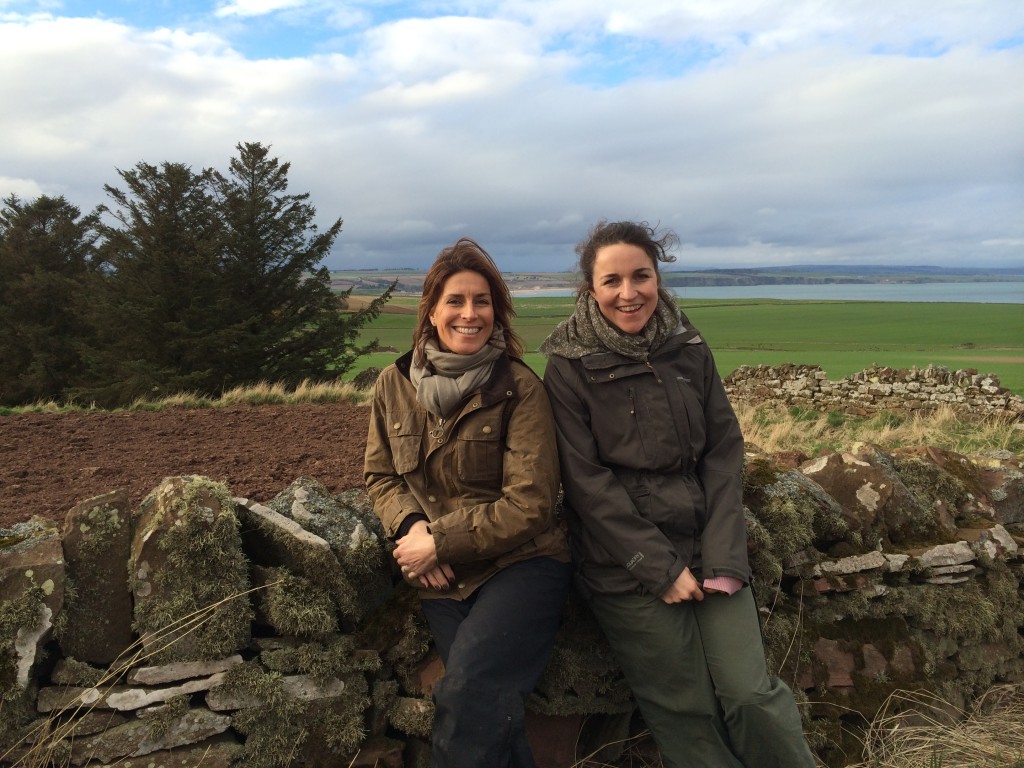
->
[[0, 176, 44, 200], [0, 0, 1021, 269], [362, 16, 545, 90], [215, 0, 309, 19]]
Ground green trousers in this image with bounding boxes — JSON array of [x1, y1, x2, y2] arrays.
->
[[588, 586, 815, 768]]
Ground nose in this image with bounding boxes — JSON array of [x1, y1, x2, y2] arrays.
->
[[620, 279, 638, 298]]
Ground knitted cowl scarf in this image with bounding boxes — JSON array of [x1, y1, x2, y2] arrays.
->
[[410, 324, 506, 418], [540, 288, 685, 361]]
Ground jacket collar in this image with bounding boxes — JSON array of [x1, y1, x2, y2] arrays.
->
[[580, 327, 703, 371], [395, 349, 517, 406]]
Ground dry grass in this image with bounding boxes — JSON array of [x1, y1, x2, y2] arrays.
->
[[0, 380, 370, 415], [571, 728, 663, 768], [846, 685, 1024, 768], [214, 379, 366, 407], [735, 402, 1023, 457]]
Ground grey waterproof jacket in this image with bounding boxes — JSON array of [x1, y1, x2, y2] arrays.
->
[[543, 330, 750, 597]]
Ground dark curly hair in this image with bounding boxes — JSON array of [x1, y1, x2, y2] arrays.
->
[[575, 220, 678, 298]]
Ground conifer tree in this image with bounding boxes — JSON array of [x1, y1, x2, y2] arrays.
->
[[0, 195, 99, 406], [212, 141, 390, 385], [77, 145, 390, 406], [79, 161, 233, 405]]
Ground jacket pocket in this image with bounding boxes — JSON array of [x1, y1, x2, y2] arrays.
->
[[455, 415, 503, 486], [630, 477, 700, 537], [387, 409, 425, 475], [625, 383, 676, 463]]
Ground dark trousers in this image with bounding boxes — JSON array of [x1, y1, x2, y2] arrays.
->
[[420, 556, 572, 768]]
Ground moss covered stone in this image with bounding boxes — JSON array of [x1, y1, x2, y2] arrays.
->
[[268, 479, 392, 623], [129, 476, 252, 664]]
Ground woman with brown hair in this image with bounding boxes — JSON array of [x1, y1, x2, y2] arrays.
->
[[364, 237, 571, 767]]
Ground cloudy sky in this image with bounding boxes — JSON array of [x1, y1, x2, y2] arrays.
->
[[1, 1, 1022, 271]]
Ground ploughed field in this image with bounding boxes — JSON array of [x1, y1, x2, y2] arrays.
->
[[0, 402, 370, 528]]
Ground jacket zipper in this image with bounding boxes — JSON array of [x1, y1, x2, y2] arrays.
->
[[645, 360, 662, 384]]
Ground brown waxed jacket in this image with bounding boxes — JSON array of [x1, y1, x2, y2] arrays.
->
[[543, 330, 750, 598], [364, 350, 570, 600]]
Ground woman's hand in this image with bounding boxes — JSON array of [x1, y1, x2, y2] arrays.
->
[[394, 520, 446, 584], [660, 567, 705, 604], [416, 563, 457, 591]]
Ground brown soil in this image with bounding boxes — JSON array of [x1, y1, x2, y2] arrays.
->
[[0, 403, 371, 529]]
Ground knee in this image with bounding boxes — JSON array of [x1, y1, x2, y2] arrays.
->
[[718, 677, 801, 721], [434, 675, 525, 719]]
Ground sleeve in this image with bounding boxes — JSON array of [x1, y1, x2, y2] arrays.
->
[[543, 356, 684, 596], [363, 372, 428, 538], [702, 575, 743, 595], [695, 349, 751, 583], [430, 372, 561, 564]]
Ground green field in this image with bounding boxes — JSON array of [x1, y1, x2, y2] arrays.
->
[[350, 297, 1024, 396]]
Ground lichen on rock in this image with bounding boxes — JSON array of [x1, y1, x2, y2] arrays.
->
[[129, 476, 252, 664], [267, 478, 392, 622]]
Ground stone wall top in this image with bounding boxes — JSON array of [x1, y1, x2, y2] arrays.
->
[[724, 363, 1024, 419]]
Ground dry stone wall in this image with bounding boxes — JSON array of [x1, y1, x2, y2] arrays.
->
[[1, 443, 1023, 768], [724, 364, 1024, 419]]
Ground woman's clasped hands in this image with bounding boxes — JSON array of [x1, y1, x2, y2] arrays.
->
[[393, 519, 455, 591]]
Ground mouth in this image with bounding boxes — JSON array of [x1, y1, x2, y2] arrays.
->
[[616, 304, 644, 314], [453, 327, 482, 335]]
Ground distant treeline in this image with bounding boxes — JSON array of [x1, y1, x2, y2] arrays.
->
[[0, 142, 392, 409]]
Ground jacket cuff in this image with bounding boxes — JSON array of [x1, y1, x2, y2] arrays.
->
[[395, 513, 430, 541], [434, 523, 474, 564]]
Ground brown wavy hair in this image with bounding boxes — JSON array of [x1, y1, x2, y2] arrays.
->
[[413, 237, 523, 364]]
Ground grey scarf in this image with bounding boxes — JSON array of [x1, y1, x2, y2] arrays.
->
[[540, 289, 686, 361], [410, 326, 506, 418]]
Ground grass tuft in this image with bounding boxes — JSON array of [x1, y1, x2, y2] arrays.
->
[[735, 403, 1023, 457], [847, 685, 1024, 768], [1, 380, 370, 416]]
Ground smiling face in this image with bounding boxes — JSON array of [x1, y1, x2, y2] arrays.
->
[[589, 243, 660, 335], [429, 270, 495, 355]]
